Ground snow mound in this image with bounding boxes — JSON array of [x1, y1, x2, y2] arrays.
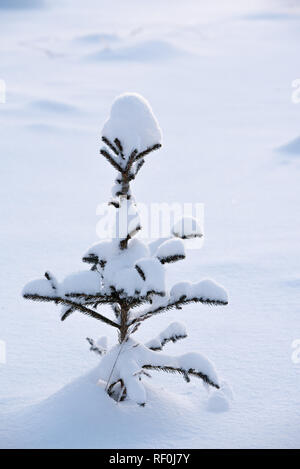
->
[[207, 382, 234, 413], [0, 366, 220, 449], [75, 33, 120, 45], [30, 99, 78, 114], [277, 136, 300, 155], [89, 40, 185, 63], [102, 92, 162, 157], [207, 391, 230, 412]]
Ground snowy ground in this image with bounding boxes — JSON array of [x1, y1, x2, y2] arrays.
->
[[1, 0, 300, 449]]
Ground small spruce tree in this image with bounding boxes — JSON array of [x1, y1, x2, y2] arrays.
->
[[23, 93, 228, 406]]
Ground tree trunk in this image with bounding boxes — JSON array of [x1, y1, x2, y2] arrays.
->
[[119, 305, 129, 343]]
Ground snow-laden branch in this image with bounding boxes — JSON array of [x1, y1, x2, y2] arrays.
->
[[155, 238, 185, 264], [98, 339, 220, 405], [134, 143, 162, 161], [142, 364, 219, 388], [113, 138, 125, 159], [145, 321, 187, 351], [22, 272, 120, 328], [86, 336, 108, 356], [101, 136, 120, 157], [23, 292, 120, 328], [82, 239, 167, 302], [119, 225, 141, 250], [133, 158, 145, 177], [100, 148, 123, 173], [130, 279, 228, 327]]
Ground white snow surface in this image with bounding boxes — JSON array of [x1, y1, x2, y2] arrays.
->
[[102, 92, 162, 159], [1, 0, 300, 449]]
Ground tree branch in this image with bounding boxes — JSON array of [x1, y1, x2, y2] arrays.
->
[[125, 149, 138, 171], [100, 148, 123, 172], [86, 337, 106, 356], [142, 364, 219, 389], [158, 254, 185, 264], [102, 136, 119, 156], [130, 295, 228, 327], [135, 143, 162, 161], [23, 293, 120, 328], [146, 332, 187, 351], [119, 225, 141, 250], [44, 271, 58, 290], [114, 138, 125, 159], [134, 158, 145, 176]]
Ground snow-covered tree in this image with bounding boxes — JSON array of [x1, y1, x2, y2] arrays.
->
[[23, 93, 228, 406]]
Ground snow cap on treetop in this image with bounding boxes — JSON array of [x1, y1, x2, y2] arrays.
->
[[102, 93, 162, 157]]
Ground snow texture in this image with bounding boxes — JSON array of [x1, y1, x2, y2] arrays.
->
[[102, 92, 162, 160], [207, 382, 234, 413], [63, 271, 101, 296], [22, 278, 57, 298]]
